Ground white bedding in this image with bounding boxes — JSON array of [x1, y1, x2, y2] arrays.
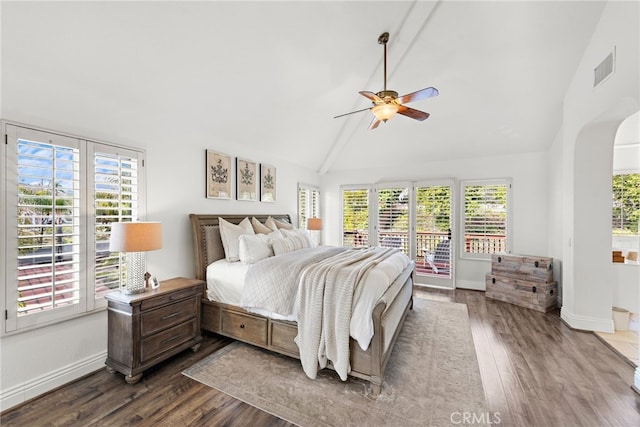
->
[[206, 247, 411, 350]]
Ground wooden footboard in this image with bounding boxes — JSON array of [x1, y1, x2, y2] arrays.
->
[[200, 261, 414, 393], [190, 213, 415, 394]]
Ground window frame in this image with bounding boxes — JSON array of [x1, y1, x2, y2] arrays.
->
[[297, 183, 320, 230], [87, 143, 146, 311], [611, 171, 640, 236], [341, 184, 373, 248], [2, 121, 146, 335], [459, 178, 512, 260]]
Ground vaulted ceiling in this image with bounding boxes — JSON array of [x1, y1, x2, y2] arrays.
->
[[2, 1, 607, 173]]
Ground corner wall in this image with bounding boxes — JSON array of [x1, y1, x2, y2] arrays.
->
[[559, 0, 639, 333]]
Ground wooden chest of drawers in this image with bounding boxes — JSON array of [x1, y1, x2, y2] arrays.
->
[[486, 254, 557, 313], [105, 277, 204, 384]]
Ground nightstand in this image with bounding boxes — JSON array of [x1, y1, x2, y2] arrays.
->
[[105, 277, 205, 384]]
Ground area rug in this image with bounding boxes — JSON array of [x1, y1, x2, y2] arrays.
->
[[183, 298, 487, 426]]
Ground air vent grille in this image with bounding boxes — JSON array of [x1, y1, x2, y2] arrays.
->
[[594, 50, 615, 87]]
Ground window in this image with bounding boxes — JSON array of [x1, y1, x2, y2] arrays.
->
[[297, 184, 320, 229], [341, 186, 370, 248], [90, 145, 143, 299], [612, 173, 640, 236], [461, 179, 511, 258], [341, 184, 410, 253], [612, 173, 640, 254], [2, 123, 145, 333], [377, 186, 409, 253]]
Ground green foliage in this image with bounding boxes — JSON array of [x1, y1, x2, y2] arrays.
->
[[464, 185, 507, 234], [416, 186, 451, 232], [612, 173, 640, 235], [378, 188, 408, 231], [342, 189, 369, 231]]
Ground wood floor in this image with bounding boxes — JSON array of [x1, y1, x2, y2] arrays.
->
[[2, 288, 640, 426]]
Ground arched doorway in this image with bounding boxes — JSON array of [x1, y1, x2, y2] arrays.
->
[[562, 100, 639, 334]]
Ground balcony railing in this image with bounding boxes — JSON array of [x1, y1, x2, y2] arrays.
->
[[343, 230, 506, 255]]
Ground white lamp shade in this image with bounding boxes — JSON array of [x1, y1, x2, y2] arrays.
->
[[307, 218, 322, 231], [109, 222, 162, 253]]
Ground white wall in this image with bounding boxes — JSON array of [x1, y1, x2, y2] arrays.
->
[[547, 129, 565, 304], [145, 140, 320, 281], [559, 0, 639, 334], [0, 123, 318, 410], [321, 150, 551, 289]]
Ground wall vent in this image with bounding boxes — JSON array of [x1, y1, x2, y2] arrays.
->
[[594, 49, 615, 87]]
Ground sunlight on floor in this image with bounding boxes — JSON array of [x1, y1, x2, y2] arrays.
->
[[595, 313, 639, 367]]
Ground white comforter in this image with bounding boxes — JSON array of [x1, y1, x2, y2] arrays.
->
[[240, 246, 408, 380]]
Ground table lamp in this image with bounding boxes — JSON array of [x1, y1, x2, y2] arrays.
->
[[109, 221, 162, 294]]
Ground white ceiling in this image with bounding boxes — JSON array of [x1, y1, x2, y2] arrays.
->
[[2, 1, 609, 173]]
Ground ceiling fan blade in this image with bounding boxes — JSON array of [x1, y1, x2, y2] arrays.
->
[[397, 87, 439, 104], [333, 106, 372, 119], [397, 105, 430, 121], [369, 117, 381, 130], [359, 91, 384, 103]]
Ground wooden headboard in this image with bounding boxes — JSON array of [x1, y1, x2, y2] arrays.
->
[[189, 214, 292, 280]]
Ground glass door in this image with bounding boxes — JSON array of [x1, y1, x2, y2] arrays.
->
[[413, 180, 454, 288]]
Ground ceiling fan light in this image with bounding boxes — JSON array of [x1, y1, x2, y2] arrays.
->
[[372, 103, 399, 122]]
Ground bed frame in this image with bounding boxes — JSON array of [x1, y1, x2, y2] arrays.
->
[[189, 213, 414, 394]]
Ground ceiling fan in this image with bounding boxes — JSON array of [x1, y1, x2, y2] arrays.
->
[[334, 32, 439, 130]]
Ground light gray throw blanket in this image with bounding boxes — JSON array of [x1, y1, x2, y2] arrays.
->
[[294, 247, 399, 381]]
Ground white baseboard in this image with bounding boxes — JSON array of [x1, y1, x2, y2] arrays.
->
[[0, 351, 107, 412], [455, 279, 485, 291], [560, 307, 615, 333], [635, 368, 640, 392]]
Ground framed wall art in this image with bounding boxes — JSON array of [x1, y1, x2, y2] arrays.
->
[[206, 150, 231, 199], [236, 158, 257, 201], [260, 164, 276, 202]]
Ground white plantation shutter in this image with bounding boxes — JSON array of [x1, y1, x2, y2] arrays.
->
[[377, 186, 409, 254], [297, 184, 320, 229], [612, 173, 640, 236], [341, 187, 370, 248], [6, 126, 84, 331], [90, 146, 142, 300], [415, 184, 452, 256], [462, 180, 510, 257]]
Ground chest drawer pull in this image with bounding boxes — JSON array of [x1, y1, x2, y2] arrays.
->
[[161, 312, 181, 321], [162, 333, 183, 345], [240, 324, 245, 329]]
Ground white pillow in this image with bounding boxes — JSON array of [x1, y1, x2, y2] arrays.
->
[[272, 232, 311, 255], [265, 229, 284, 242], [251, 217, 272, 234], [218, 217, 255, 262], [239, 234, 273, 264], [264, 216, 279, 231], [282, 228, 316, 247], [265, 216, 294, 231]]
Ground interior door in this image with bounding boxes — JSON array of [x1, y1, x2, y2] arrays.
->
[[413, 180, 455, 288]]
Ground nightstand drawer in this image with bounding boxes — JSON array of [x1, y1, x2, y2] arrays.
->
[[141, 297, 197, 336], [140, 319, 198, 363], [221, 309, 268, 345], [140, 286, 200, 311]]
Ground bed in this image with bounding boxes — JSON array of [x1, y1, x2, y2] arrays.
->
[[189, 213, 414, 394]]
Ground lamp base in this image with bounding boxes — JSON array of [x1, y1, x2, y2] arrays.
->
[[121, 252, 147, 295]]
